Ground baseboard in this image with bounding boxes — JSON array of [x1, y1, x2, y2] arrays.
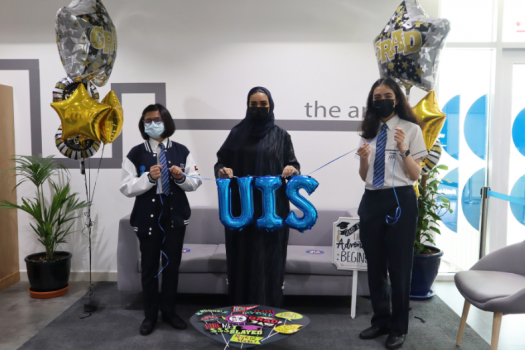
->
[[19, 271, 118, 282], [435, 272, 456, 282], [0, 271, 20, 292]]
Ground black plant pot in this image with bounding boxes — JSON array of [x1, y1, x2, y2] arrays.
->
[[410, 245, 443, 299], [25, 251, 72, 292]]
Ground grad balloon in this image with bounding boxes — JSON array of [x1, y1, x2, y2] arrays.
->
[[53, 77, 99, 103], [374, 0, 450, 92], [55, 0, 118, 86], [216, 177, 254, 230], [55, 125, 100, 160], [254, 176, 284, 231], [421, 138, 442, 175], [285, 175, 319, 232]]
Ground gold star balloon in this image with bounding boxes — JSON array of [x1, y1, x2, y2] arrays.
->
[[51, 83, 111, 142], [413, 90, 446, 150], [412, 90, 446, 196], [99, 91, 123, 144]]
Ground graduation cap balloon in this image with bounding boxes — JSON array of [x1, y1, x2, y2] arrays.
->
[[374, 0, 450, 92], [55, 0, 118, 86]]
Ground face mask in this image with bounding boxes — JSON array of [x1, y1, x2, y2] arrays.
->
[[248, 107, 270, 122], [372, 99, 395, 118], [145, 121, 165, 139]]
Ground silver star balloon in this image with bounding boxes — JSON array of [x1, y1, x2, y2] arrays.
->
[[55, 0, 117, 87], [373, 0, 450, 92]]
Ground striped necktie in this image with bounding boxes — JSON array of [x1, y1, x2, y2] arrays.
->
[[372, 124, 388, 188], [158, 143, 171, 196]]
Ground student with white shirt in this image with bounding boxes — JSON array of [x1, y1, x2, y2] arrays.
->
[[120, 104, 202, 336], [356, 78, 427, 350]]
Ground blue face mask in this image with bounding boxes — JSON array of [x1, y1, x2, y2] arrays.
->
[[145, 122, 165, 139]]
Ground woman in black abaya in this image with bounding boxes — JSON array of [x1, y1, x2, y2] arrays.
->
[[214, 86, 300, 308]]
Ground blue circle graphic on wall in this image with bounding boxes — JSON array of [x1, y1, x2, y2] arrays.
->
[[306, 250, 324, 255], [512, 108, 525, 157], [510, 175, 525, 226], [461, 168, 486, 230], [438, 167, 459, 233], [464, 95, 487, 160], [440, 95, 460, 160]]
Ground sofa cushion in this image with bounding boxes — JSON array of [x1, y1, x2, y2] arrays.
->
[[138, 244, 219, 273], [285, 245, 353, 276], [209, 244, 227, 273], [455, 270, 525, 304]]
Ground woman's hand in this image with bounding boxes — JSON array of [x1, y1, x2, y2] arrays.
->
[[282, 165, 298, 177], [218, 167, 233, 178], [149, 165, 162, 180], [170, 165, 184, 179], [357, 143, 371, 159], [394, 126, 407, 153]]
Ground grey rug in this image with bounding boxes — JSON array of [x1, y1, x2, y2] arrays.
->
[[18, 282, 488, 350]]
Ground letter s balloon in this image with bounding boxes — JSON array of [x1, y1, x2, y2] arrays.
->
[[285, 175, 319, 232]]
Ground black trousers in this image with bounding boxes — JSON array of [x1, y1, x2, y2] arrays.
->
[[358, 186, 418, 335], [137, 194, 186, 322], [225, 225, 289, 308]]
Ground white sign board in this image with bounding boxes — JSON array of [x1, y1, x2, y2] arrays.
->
[[332, 217, 367, 271]]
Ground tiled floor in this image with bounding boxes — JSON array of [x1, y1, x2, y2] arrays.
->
[[1, 281, 524, 350]]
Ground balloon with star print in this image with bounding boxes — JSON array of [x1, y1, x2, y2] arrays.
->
[[373, 0, 450, 92], [55, 0, 118, 87]]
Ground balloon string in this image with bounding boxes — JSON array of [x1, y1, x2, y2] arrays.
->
[[183, 137, 379, 182], [307, 137, 378, 176], [155, 193, 169, 278], [386, 155, 402, 225]]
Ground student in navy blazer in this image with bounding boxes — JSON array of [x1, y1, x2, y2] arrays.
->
[[120, 104, 202, 336]]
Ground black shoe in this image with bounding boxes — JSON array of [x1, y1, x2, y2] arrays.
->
[[385, 333, 406, 349], [359, 326, 390, 340], [162, 313, 187, 330], [140, 318, 156, 336]]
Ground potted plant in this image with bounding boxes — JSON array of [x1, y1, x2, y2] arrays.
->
[[410, 164, 453, 299], [0, 155, 89, 298]]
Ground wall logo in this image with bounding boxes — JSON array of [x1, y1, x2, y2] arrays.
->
[[306, 250, 324, 255], [182, 248, 191, 253]]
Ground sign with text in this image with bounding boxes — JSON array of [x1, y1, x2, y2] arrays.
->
[[332, 217, 367, 271]]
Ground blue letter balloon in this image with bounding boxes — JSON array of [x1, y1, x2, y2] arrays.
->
[[285, 175, 319, 232], [216, 177, 254, 230], [255, 176, 284, 231]]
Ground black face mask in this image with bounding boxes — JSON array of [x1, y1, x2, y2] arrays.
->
[[248, 107, 270, 121], [372, 99, 395, 118]]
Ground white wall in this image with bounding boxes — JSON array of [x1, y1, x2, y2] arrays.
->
[[0, 0, 439, 277]]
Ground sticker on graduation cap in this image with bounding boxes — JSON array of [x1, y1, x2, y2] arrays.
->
[[306, 250, 324, 254], [337, 221, 360, 237]]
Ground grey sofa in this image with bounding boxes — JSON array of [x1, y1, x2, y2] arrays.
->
[[454, 240, 525, 350], [117, 207, 369, 296]]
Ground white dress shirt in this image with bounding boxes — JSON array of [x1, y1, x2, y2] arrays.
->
[[120, 138, 202, 197], [356, 115, 428, 190]]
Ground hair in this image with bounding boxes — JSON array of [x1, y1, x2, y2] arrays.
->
[[360, 78, 425, 140], [138, 103, 176, 140]]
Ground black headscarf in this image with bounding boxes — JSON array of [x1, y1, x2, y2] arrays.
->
[[219, 86, 276, 151]]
